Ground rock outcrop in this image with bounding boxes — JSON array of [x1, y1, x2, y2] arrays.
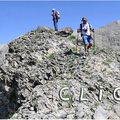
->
[[57, 27, 73, 37], [0, 25, 120, 119]]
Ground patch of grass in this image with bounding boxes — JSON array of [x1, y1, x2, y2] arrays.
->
[[92, 45, 99, 55], [21, 35, 28, 40], [29, 31, 35, 35], [69, 35, 76, 40], [68, 35, 76, 43], [94, 102, 100, 108], [47, 53, 56, 60]]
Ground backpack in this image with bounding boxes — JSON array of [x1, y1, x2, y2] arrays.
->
[[80, 23, 83, 37], [55, 11, 60, 19], [80, 23, 93, 37]]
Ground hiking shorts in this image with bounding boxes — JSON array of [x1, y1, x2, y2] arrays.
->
[[82, 35, 93, 45]]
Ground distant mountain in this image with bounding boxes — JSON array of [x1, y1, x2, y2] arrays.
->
[[95, 21, 120, 51]]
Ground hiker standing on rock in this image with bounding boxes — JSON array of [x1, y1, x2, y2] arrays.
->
[[51, 8, 60, 31], [77, 17, 94, 56]]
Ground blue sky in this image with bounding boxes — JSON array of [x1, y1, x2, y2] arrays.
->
[[0, 1, 120, 44]]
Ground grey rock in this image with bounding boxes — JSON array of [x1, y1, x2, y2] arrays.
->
[[0, 24, 120, 119], [57, 27, 73, 37], [94, 106, 108, 119]]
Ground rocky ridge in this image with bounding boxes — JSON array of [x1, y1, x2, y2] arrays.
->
[[95, 21, 120, 51], [0, 26, 120, 119]]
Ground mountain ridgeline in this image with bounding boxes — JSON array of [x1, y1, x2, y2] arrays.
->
[[0, 22, 120, 119], [95, 21, 120, 51]]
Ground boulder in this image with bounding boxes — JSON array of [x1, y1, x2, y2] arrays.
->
[[57, 27, 73, 37]]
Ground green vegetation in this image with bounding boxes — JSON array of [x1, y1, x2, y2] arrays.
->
[[47, 53, 56, 60], [94, 102, 100, 108], [72, 46, 77, 52], [69, 35, 76, 40], [21, 35, 28, 40], [68, 35, 76, 43], [92, 45, 99, 55]]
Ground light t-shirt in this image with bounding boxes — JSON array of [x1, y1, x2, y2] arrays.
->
[[82, 22, 92, 36]]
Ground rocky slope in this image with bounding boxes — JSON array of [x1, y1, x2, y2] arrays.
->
[[95, 21, 120, 51], [0, 26, 120, 119]]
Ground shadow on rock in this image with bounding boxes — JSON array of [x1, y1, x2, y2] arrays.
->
[[0, 70, 20, 119], [64, 49, 83, 57]]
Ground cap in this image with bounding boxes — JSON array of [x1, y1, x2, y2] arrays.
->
[[81, 17, 87, 21], [52, 8, 55, 12]]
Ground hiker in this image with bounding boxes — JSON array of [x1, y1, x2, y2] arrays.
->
[[51, 8, 60, 31], [77, 17, 94, 56]]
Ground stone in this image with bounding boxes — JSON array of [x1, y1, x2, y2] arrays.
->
[[34, 53, 43, 61], [57, 27, 73, 37], [4, 85, 10, 92], [94, 106, 108, 119]]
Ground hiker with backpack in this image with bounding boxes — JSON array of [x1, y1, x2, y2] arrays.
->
[[51, 8, 60, 31], [77, 17, 94, 56]]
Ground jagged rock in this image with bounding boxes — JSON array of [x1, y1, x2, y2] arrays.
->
[[36, 26, 54, 33], [57, 27, 73, 37]]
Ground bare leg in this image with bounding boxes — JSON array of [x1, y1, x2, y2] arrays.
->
[[87, 44, 92, 49], [87, 44, 92, 55], [84, 44, 89, 56]]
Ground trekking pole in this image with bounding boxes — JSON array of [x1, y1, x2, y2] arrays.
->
[[93, 31, 96, 53], [76, 32, 80, 53]]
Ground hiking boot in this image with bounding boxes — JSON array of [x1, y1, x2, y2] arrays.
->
[[85, 52, 88, 56]]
